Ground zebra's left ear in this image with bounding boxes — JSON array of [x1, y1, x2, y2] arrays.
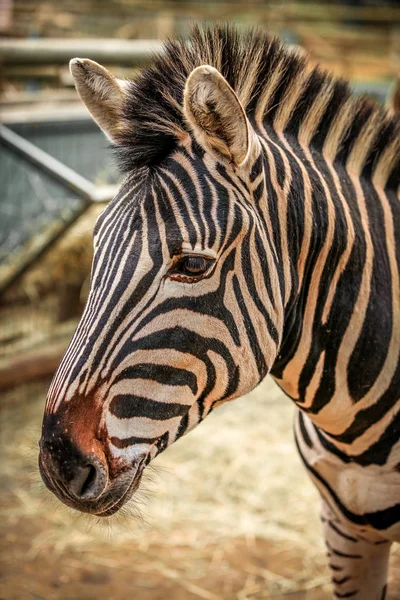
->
[[69, 58, 128, 143], [183, 65, 254, 167]]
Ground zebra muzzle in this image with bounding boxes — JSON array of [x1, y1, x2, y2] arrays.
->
[[38, 434, 109, 506]]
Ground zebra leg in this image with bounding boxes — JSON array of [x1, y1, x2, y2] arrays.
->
[[321, 500, 391, 599]]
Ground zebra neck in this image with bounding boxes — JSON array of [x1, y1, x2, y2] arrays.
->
[[257, 128, 344, 320], [266, 130, 400, 436]]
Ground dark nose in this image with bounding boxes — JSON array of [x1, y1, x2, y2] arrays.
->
[[39, 438, 108, 503]]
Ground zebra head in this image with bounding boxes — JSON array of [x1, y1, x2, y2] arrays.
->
[[39, 36, 285, 516]]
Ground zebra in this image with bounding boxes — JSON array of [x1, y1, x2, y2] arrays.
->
[[38, 25, 400, 599]]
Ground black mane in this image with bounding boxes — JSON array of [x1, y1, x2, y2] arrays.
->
[[115, 24, 400, 188]]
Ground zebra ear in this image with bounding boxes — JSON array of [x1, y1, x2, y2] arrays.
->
[[69, 58, 128, 143], [387, 78, 400, 116], [183, 65, 252, 167]]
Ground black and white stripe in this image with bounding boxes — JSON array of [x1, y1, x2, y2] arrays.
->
[[41, 25, 400, 599]]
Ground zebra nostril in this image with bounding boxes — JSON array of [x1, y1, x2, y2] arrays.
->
[[67, 460, 107, 501], [81, 464, 97, 495]]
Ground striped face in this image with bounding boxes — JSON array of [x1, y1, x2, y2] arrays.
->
[[38, 60, 286, 516], [39, 143, 283, 515]]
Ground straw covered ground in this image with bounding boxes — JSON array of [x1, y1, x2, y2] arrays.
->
[[1, 377, 399, 600]]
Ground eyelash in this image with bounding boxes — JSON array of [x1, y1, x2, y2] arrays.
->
[[168, 255, 214, 282]]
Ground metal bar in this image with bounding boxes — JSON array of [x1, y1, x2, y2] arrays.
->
[[91, 185, 120, 203], [0, 106, 90, 126], [0, 124, 97, 201], [0, 38, 164, 65]]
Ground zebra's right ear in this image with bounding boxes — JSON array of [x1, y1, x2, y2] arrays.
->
[[183, 65, 254, 167], [387, 78, 400, 116], [69, 58, 128, 143]]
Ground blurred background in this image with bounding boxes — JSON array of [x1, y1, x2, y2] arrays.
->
[[0, 1, 399, 599]]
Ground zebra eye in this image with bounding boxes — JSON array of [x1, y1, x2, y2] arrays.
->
[[170, 255, 213, 280]]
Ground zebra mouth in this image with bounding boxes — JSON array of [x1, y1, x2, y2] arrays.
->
[[93, 469, 144, 517], [39, 445, 146, 517]]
